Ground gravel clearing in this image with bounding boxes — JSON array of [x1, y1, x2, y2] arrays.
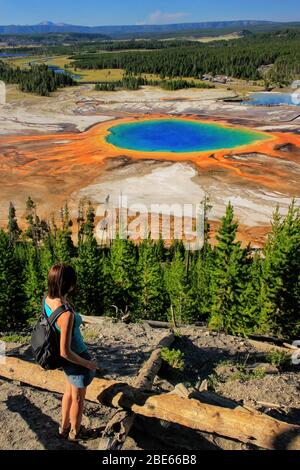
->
[[1, 318, 299, 450]]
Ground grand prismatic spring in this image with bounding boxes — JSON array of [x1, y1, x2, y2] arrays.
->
[[105, 119, 271, 153], [1, 114, 300, 245]]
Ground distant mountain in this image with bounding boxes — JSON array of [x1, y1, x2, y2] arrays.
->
[[36, 21, 68, 27], [0, 20, 288, 37]]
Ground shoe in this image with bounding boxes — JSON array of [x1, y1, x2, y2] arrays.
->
[[68, 425, 103, 442], [58, 425, 71, 439]]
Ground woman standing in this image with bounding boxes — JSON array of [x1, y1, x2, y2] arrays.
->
[[44, 263, 97, 441]]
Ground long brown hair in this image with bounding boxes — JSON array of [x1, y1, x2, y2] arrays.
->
[[48, 264, 77, 300]]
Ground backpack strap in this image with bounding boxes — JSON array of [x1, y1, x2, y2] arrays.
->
[[42, 295, 72, 328], [48, 304, 70, 326]]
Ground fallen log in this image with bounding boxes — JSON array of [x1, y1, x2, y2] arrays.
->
[[0, 355, 120, 402], [128, 394, 300, 450], [161, 385, 265, 450], [190, 389, 264, 417], [247, 339, 294, 355], [133, 333, 175, 390], [81, 315, 180, 330], [256, 401, 284, 409], [98, 333, 175, 450], [191, 389, 244, 409], [1, 357, 300, 450], [144, 320, 172, 329], [81, 315, 107, 326], [283, 343, 299, 350], [81, 316, 172, 329], [248, 334, 286, 346]]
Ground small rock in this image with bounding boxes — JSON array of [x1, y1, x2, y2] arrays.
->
[[252, 363, 279, 374], [199, 379, 208, 392]]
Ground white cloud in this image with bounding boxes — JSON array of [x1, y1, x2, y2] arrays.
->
[[139, 10, 190, 25]]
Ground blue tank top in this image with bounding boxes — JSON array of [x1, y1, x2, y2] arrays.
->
[[44, 300, 87, 355]]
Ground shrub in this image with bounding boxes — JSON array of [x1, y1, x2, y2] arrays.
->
[[265, 349, 290, 368], [160, 347, 185, 371]]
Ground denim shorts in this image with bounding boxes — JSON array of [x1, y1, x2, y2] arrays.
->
[[62, 350, 96, 389]]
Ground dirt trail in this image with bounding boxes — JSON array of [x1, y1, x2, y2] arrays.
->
[[1, 319, 299, 450]]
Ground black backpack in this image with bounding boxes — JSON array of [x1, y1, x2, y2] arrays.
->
[[31, 296, 70, 370]]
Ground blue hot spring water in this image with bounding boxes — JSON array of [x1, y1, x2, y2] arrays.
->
[[245, 92, 300, 107], [105, 119, 269, 153]]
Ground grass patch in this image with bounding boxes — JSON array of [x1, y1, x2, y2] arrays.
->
[[45, 57, 125, 82], [3, 56, 38, 68], [265, 350, 290, 368], [212, 359, 267, 386], [4, 54, 124, 83], [173, 330, 183, 338], [194, 33, 243, 43], [1, 334, 30, 344], [76, 68, 124, 82], [46, 55, 73, 68], [82, 330, 99, 342], [229, 366, 266, 382], [5, 84, 36, 102], [207, 372, 220, 391]]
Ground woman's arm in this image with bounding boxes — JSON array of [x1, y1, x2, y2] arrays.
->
[[57, 311, 96, 371]]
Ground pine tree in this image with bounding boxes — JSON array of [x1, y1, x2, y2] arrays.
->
[[74, 203, 104, 316], [77, 200, 85, 248], [191, 249, 214, 321], [135, 238, 166, 321], [259, 203, 300, 337], [165, 249, 195, 325], [153, 236, 166, 262], [167, 239, 185, 262], [241, 252, 263, 333], [53, 204, 75, 263], [22, 243, 45, 321], [105, 236, 137, 315], [209, 203, 250, 335], [7, 202, 21, 246], [202, 196, 212, 257], [25, 197, 50, 245], [0, 229, 24, 328], [191, 196, 214, 320], [39, 232, 55, 291], [25, 197, 38, 245]]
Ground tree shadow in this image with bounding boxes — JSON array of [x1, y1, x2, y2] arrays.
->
[[5, 344, 33, 361], [272, 427, 300, 450], [89, 343, 149, 378], [6, 394, 85, 450], [266, 407, 300, 426], [159, 335, 269, 385], [7, 341, 149, 379], [132, 415, 221, 450]]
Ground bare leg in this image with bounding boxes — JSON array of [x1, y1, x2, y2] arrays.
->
[[70, 386, 87, 435], [61, 381, 72, 430]]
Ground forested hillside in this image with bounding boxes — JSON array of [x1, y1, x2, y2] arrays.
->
[[72, 30, 300, 84], [1, 29, 300, 89], [0, 61, 75, 95], [95, 76, 214, 91], [1, 199, 299, 340]]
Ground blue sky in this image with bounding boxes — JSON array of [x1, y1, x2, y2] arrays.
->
[[1, 0, 299, 25]]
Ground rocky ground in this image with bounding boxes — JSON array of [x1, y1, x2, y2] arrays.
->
[[0, 318, 299, 450]]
